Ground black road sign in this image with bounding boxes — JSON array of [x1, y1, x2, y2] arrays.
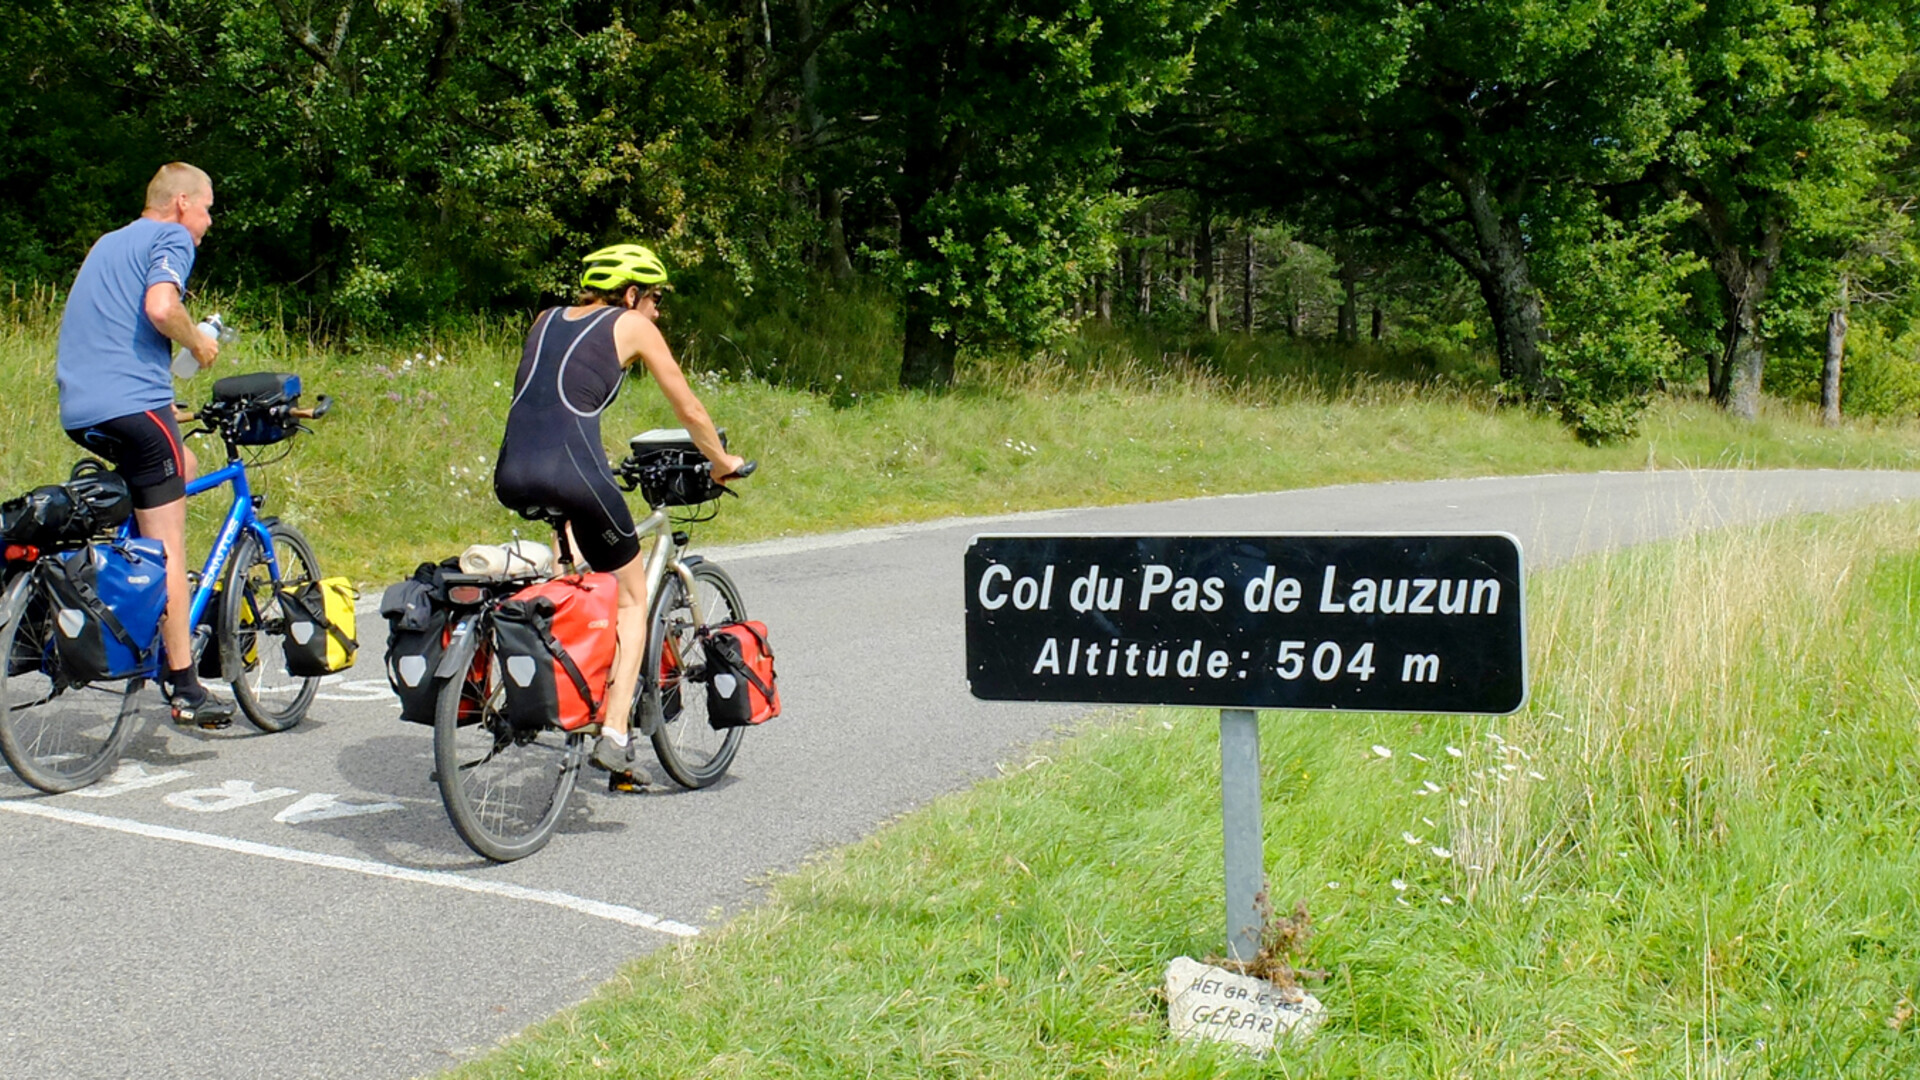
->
[[966, 533, 1526, 714]]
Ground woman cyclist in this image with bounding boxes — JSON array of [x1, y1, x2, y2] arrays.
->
[[493, 243, 747, 776]]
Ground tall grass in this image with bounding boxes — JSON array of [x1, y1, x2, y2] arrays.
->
[[445, 503, 1920, 1079]]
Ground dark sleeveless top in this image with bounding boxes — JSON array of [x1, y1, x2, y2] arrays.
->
[[492, 306, 642, 567]]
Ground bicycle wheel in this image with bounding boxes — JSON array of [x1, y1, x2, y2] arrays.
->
[[221, 521, 322, 732], [0, 570, 138, 793], [434, 631, 585, 862], [646, 562, 747, 789]]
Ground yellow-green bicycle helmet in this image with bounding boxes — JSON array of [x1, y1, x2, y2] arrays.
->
[[580, 243, 670, 291]]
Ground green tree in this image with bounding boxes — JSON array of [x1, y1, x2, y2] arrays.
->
[[809, 0, 1218, 389], [1649, 0, 1912, 419], [0, 1, 796, 325], [1152, 0, 1696, 401]]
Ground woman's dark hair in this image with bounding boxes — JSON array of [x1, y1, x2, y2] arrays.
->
[[573, 284, 661, 308]]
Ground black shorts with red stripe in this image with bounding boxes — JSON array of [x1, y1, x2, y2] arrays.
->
[[65, 409, 188, 509]]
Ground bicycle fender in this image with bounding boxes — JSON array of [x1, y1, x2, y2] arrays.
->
[[435, 615, 483, 681], [0, 570, 33, 629], [680, 553, 706, 568]]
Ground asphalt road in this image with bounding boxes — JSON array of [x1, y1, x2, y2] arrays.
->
[[3, 469, 1918, 1079]]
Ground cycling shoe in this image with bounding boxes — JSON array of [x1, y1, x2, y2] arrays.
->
[[169, 687, 234, 730], [589, 732, 634, 774]]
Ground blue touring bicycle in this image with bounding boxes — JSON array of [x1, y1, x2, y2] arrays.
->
[[0, 374, 332, 792]]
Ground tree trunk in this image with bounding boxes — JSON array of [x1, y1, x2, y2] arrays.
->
[[897, 201, 957, 388], [820, 187, 854, 280], [900, 289, 958, 389], [1371, 303, 1384, 342], [1096, 273, 1112, 322], [1336, 256, 1359, 344], [1689, 190, 1783, 419], [1822, 276, 1848, 427], [1197, 201, 1218, 333], [1713, 219, 1783, 420], [1241, 231, 1255, 332], [1136, 245, 1152, 316], [1451, 169, 1546, 394], [797, 0, 853, 281]]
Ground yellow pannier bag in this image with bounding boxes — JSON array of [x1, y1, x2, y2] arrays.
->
[[282, 577, 359, 676]]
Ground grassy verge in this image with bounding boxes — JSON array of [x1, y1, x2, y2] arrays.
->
[[445, 502, 1920, 1079], [6, 294, 1920, 587]]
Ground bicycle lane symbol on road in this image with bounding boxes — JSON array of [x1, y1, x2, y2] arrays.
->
[[63, 761, 405, 823]]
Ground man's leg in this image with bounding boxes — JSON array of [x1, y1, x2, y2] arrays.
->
[[129, 442, 229, 727], [133, 495, 194, 674]]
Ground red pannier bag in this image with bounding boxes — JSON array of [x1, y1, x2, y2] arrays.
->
[[700, 621, 780, 728], [493, 573, 618, 731]]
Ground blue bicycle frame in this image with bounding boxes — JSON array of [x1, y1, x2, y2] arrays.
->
[[118, 451, 280, 680]]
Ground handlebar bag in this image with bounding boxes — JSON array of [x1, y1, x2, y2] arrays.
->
[[212, 372, 302, 445], [39, 538, 167, 682], [624, 429, 732, 507], [493, 573, 617, 732], [281, 576, 359, 677], [698, 620, 780, 728]]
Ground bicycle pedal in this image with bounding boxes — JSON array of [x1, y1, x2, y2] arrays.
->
[[607, 771, 644, 793]]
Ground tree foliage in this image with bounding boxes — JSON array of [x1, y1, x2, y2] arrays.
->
[[4, 0, 1919, 434]]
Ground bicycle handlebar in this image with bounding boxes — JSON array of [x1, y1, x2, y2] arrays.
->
[[288, 395, 332, 421]]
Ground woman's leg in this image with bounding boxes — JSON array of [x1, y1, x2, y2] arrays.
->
[[598, 554, 650, 742]]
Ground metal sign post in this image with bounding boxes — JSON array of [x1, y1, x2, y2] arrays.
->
[[1220, 707, 1262, 963], [965, 532, 1528, 962]]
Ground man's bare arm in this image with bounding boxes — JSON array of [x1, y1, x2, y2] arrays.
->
[[144, 283, 218, 368]]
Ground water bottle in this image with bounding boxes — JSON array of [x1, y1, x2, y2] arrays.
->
[[172, 313, 237, 380]]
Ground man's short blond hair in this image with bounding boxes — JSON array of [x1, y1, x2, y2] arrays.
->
[[145, 162, 212, 211]]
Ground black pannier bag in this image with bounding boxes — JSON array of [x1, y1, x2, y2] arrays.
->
[[211, 372, 303, 445], [699, 620, 780, 729], [1, 484, 76, 549], [1, 459, 133, 551], [382, 560, 458, 725], [492, 598, 561, 733]]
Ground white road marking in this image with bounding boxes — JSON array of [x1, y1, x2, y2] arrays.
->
[[273, 792, 403, 824], [72, 762, 193, 798], [315, 676, 401, 703], [0, 800, 700, 936], [164, 780, 298, 813]]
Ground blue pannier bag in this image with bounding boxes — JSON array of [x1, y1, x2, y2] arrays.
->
[[40, 538, 167, 682]]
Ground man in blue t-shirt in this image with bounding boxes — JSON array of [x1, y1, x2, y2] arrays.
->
[[56, 162, 232, 727]]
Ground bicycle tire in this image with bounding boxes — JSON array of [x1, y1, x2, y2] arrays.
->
[[0, 569, 138, 793], [434, 627, 585, 862], [220, 521, 322, 732], [645, 561, 746, 789]]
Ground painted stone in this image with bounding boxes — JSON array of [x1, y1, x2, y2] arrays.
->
[[1164, 956, 1326, 1055]]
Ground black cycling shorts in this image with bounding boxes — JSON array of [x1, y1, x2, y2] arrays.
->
[[493, 442, 642, 572], [65, 409, 188, 509]]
